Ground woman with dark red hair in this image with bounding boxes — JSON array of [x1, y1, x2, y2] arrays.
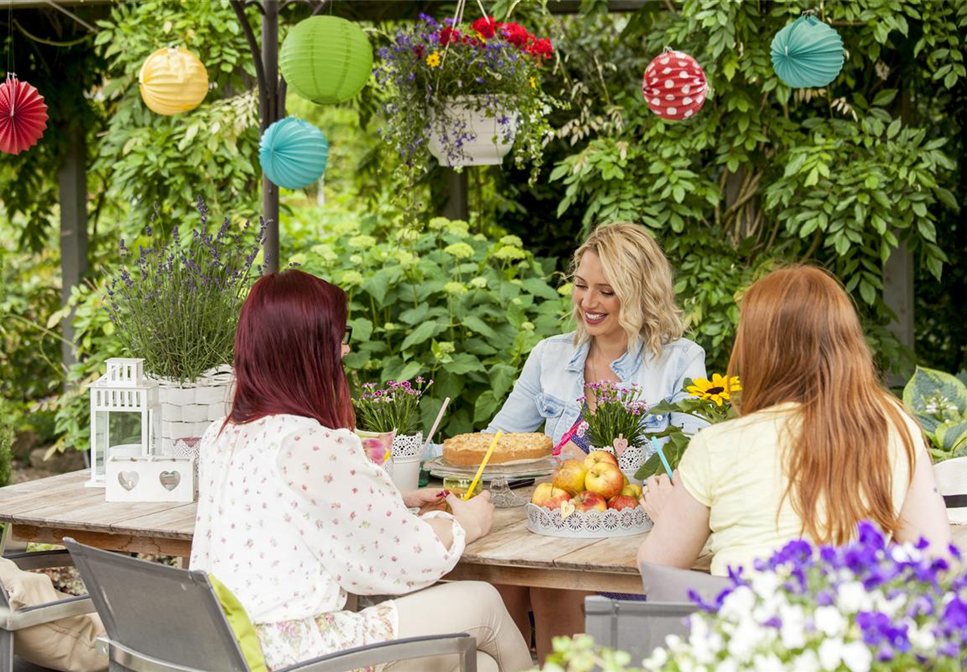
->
[[191, 270, 531, 672]]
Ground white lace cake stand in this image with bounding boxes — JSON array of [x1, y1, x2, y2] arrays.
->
[[424, 456, 558, 508]]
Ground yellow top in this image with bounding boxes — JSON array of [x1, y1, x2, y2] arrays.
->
[[678, 402, 921, 576]]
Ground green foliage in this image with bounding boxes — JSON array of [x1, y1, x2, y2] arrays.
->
[[539, 0, 965, 374], [293, 214, 570, 438], [354, 379, 433, 435], [0, 256, 18, 486], [527, 634, 642, 672], [902, 366, 967, 460], [92, 0, 260, 224], [581, 382, 649, 451]]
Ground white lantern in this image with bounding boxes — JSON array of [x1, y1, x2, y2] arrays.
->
[[87, 358, 161, 487]]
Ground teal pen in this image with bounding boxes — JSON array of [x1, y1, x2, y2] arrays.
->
[[651, 436, 674, 484]]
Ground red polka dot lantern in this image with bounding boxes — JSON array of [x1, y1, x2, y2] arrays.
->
[[642, 49, 708, 121]]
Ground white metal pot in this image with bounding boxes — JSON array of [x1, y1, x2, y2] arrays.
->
[[934, 456, 967, 525], [155, 365, 234, 455], [428, 95, 519, 167]]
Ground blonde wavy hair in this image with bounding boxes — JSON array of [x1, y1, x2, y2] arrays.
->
[[571, 223, 684, 358]]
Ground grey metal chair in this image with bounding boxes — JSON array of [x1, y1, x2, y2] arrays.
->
[[584, 563, 730, 664], [0, 549, 98, 672], [63, 538, 477, 672]]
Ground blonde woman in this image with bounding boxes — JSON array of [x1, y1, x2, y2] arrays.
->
[[486, 222, 707, 661], [638, 266, 950, 576]]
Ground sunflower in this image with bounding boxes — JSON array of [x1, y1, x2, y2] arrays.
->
[[426, 51, 442, 68], [687, 373, 742, 406]]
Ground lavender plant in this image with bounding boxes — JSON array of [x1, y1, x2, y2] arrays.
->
[[105, 198, 264, 384], [373, 14, 555, 181], [580, 381, 649, 452], [354, 377, 433, 435]]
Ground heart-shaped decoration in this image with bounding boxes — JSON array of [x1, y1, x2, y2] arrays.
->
[[159, 471, 181, 491], [560, 500, 576, 520], [118, 471, 139, 491], [613, 437, 629, 456]]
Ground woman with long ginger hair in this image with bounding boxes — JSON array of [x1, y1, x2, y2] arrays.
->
[[638, 266, 951, 575], [191, 270, 531, 672]]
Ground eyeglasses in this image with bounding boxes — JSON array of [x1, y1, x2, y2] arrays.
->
[[343, 326, 353, 345]]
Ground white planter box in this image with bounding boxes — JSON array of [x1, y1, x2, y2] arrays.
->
[[155, 366, 233, 455], [106, 456, 195, 503]]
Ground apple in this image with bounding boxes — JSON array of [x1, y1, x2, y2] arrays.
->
[[531, 482, 572, 510], [621, 483, 643, 499], [608, 494, 640, 511], [584, 450, 619, 472], [551, 459, 588, 495], [623, 473, 630, 486], [572, 491, 607, 512], [585, 461, 624, 500]]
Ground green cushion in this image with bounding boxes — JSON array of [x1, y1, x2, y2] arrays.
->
[[209, 574, 268, 672]]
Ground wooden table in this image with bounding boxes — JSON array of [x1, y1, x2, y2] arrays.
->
[[0, 471, 648, 593], [5, 471, 964, 596]]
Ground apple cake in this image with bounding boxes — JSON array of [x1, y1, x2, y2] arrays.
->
[[442, 432, 553, 467]]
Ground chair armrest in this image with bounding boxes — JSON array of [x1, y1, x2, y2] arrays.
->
[[0, 595, 97, 630], [278, 633, 477, 672], [3, 549, 76, 571]]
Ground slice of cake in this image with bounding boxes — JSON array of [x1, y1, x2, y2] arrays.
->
[[442, 432, 553, 467]]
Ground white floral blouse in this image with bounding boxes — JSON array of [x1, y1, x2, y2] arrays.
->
[[190, 415, 467, 671]]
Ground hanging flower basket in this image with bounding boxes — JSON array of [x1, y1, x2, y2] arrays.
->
[[375, 14, 555, 180], [427, 95, 519, 166]]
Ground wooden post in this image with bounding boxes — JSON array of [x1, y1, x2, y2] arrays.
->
[[884, 239, 915, 378], [57, 125, 89, 369], [443, 169, 469, 221], [261, 0, 281, 273]]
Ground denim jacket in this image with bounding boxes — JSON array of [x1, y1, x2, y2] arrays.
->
[[486, 332, 708, 446]]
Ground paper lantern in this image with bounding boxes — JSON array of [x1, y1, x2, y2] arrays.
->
[[642, 50, 707, 121], [139, 46, 209, 115], [771, 15, 844, 88], [280, 16, 373, 105], [259, 117, 329, 190], [0, 75, 49, 155]]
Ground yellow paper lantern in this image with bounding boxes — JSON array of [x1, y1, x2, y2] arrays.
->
[[139, 46, 209, 115]]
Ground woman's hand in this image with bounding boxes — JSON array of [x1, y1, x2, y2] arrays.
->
[[447, 491, 494, 544], [403, 488, 448, 511], [641, 472, 677, 523]]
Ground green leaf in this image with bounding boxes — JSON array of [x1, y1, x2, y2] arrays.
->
[[445, 353, 485, 376], [349, 317, 373, 342], [397, 361, 423, 383], [400, 321, 443, 351], [903, 366, 967, 432], [873, 89, 898, 107], [462, 315, 499, 340], [399, 305, 429, 325], [473, 391, 501, 424], [521, 278, 560, 301], [886, 118, 902, 139], [489, 363, 518, 399], [937, 421, 967, 453]]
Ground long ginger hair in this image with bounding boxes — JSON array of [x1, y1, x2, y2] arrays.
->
[[727, 266, 917, 544]]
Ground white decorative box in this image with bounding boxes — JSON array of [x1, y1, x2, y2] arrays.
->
[[106, 456, 196, 503]]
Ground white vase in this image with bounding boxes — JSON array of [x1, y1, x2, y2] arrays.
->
[[428, 95, 519, 167], [391, 432, 424, 460], [934, 456, 967, 525], [155, 365, 234, 455]]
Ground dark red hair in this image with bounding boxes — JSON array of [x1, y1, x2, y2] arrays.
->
[[228, 269, 354, 430]]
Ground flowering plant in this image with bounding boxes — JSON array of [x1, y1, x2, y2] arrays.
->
[[354, 377, 433, 435], [579, 381, 649, 453], [374, 13, 554, 180], [105, 198, 264, 384], [635, 374, 740, 480], [902, 366, 967, 461], [642, 522, 966, 672]]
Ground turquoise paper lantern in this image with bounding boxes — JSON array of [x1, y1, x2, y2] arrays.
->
[[280, 16, 373, 105], [259, 117, 329, 190], [771, 15, 844, 88]]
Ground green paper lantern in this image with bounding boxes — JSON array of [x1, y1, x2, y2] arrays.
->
[[771, 15, 844, 88], [280, 16, 373, 105]]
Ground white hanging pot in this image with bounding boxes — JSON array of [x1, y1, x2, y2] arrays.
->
[[428, 95, 519, 167]]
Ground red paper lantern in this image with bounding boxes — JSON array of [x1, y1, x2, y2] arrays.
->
[[0, 75, 49, 155], [641, 50, 708, 121]]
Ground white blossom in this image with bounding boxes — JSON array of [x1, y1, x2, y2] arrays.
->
[[841, 641, 873, 672], [818, 638, 844, 670], [814, 606, 847, 637], [793, 649, 821, 672], [720, 586, 756, 620], [727, 617, 762, 662], [836, 581, 873, 614]]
